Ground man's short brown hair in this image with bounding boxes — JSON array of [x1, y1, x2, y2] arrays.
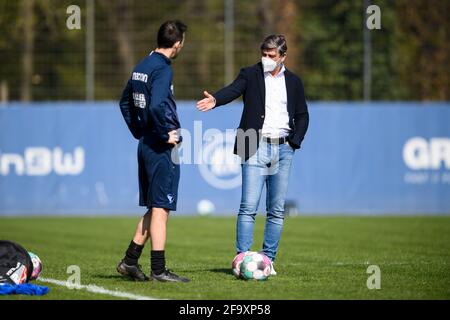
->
[[260, 34, 287, 56]]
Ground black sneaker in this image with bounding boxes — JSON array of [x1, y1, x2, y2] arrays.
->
[[150, 269, 190, 283], [117, 260, 149, 282]]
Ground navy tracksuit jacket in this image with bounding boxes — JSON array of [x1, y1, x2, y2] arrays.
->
[[119, 51, 180, 143]]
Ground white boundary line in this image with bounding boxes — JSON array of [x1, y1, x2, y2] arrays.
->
[[38, 277, 162, 300]]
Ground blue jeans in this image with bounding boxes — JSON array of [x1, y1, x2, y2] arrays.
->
[[236, 140, 295, 261]]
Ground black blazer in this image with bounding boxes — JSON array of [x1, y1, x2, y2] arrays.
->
[[213, 62, 309, 161]]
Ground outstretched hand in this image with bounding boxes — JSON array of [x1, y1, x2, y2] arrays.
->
[[196, 91, 216, 112]]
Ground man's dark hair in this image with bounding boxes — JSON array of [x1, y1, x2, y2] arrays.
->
[[260, 34, 287, 56], [157, 20, 187, 48]]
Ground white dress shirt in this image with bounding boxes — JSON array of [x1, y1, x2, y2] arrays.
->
[[261, 65, 291, 138]]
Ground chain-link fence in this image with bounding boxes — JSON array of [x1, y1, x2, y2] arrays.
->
[[0, 0, 448, 102]]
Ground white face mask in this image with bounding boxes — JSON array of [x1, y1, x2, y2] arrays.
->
[[261, 56, 282, 72]]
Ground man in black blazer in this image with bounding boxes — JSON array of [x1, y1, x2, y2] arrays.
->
[[197, 34, 309, 275]]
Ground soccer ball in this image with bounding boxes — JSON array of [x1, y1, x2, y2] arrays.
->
[[231, 252, 247, 278], [28, 252, 42, 280], [239, 251, 272, 281], [197, 199, 215, 216]]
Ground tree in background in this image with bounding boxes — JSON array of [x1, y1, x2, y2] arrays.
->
[[394, 0, 449, 100], [20, 0, 34, 102], [0, 0, 448, 102]]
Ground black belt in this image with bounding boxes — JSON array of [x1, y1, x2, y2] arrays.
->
[[262, 136, 288, 144]]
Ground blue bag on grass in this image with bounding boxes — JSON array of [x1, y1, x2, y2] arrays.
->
[[0, 283, 49, 295]]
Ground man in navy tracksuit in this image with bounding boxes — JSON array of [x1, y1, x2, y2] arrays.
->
[[117, 20, 189, 282]]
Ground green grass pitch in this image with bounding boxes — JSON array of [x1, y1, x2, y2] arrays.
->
[[0, 216, 449, 300]]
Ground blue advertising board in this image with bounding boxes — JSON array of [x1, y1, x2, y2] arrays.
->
[[0, 102, 449, 215]]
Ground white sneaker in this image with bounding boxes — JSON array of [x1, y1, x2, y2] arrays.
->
[[270, 262, 277, 276]]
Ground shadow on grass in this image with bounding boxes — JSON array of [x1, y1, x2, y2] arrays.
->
[[92, 274, 136, 282], [205, 268, 233, 275], [91, 269, 234, 282]]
